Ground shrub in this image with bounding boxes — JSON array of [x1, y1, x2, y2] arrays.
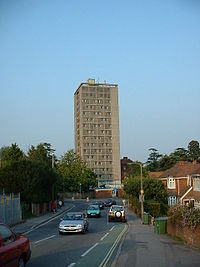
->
[[168, 206, 200, 229], [144, 200, 160, 218]]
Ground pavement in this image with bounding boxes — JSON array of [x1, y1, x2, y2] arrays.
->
[[12, 203, 73, 234], [113, 208, 200, 267]]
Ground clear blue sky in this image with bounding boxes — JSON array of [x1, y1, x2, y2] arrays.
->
[[0, 0, 200, 162]]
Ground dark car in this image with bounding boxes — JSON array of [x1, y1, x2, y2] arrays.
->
[[92, 201, 104, 209], [0, 223, 31, 267], [104, 199, 116, 207]]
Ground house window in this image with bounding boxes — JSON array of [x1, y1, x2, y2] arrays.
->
[[193, 176, 200, 191], [168, 196, 177, 206], [168, 177, 176, 189]]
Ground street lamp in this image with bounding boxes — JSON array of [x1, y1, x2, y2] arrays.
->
[[80, 183, 82, 199], [139, 163, 144, 223], [52, 154, 55, 202]]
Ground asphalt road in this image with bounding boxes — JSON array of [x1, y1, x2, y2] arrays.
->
[[26, 200, 127, 267]]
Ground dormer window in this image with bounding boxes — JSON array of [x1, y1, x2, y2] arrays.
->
[[168, 177, 176, 189]]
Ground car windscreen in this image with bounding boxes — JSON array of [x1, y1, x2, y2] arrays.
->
[[63, 214, 83, 220], [111, 207, 123, 211], [88, 205, 98, 210]]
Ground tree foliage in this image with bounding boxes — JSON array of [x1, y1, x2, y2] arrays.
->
[[188, 140, 200, 162], [146, 148, 162, 171], [0, 143, 57, 203], [124, 176, 168, 216], [0, 160, 56, 203], [0, 144, 25, 167], [57, 150, 97, 192], [145, 140, 200, 171]]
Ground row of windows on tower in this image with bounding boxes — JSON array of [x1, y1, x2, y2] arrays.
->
[[83, 136, 112, 141], [84, 155, 111, 160], [83, 118, 111, 123], [83, 130, 112, 135], [82, 124, 111, 129], [81, 99, 111, 104], [82, 86, 111, 93], [82, 111, 111, 116], [81, 93, 111, 98], [83, 143, 111, 147], [82, 105, 111, 111], [83, 149, 112, 153]]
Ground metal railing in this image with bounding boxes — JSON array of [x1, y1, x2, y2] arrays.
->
[[0, 190, 22, 225]]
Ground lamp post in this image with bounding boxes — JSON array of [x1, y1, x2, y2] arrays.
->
[[52, 154, 55, 202], [139, 163, 144, 222], [80, 183, 82, 199]]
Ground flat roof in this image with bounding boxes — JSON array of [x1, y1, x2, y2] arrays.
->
[[74, 82, 118, 95]]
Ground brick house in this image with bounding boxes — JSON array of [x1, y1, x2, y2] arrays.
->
[[150, 161, 200, 208], [120, 157, 134, 183]]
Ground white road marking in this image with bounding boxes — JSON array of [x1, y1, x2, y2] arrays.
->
[[109, 226, 115, 232], [81, 242, 99, 257], [99, 224, 128, 267], [100, 232, 109, 241], [68, 263, 76, 267], [34, 235, 56, 244]]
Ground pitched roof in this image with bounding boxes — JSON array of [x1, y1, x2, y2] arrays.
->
[[149, 172, 163, 179], [159, 161, 200, 178]]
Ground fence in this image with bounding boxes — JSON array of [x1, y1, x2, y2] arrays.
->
[[0, 190, 22, 225]]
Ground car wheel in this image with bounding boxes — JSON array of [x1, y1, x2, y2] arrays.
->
[[59, 231, 63, 235], [18, 257, 25, 267]]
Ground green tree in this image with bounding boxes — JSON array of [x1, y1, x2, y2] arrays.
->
[[171, 147, 188, 161], [57, 149, 97, 193], [146, 148, 162, 171], [124, 176, 168, 216], [0, 159, 57, 203], [27, 142, 55, 167], [158, 154, 177, 171], [188, 140, 200, 162], [127, 162, 148, 178], [0, 144, 25, 167]]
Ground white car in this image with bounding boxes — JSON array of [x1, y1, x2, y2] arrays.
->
[[59, 212, 88, 234], [108, 205, 126, 222]]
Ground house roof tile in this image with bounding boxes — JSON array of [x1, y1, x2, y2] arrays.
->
[[159, 161, 200, 178]]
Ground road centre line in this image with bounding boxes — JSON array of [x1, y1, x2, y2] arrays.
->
[[99, 224, 128, 267], [68, 263, 76, 267], [81, 243, 99, 257], [109, 226, 115, 232], [34, 235, 56, 244], [100, 232, 109, 241]]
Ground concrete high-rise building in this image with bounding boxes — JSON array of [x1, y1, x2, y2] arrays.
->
[[74, 79, 121, 187]]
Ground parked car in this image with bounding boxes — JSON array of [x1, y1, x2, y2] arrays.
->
[[87, 204, 101, 217], [104, 199, 116, 207], [59, 212, 88, 234], [0, 223, 31, 267], [91, 201, 104, 209], [108, 205, 126, 222]]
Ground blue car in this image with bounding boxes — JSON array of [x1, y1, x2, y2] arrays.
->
[[87, 204, 101, 217]]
